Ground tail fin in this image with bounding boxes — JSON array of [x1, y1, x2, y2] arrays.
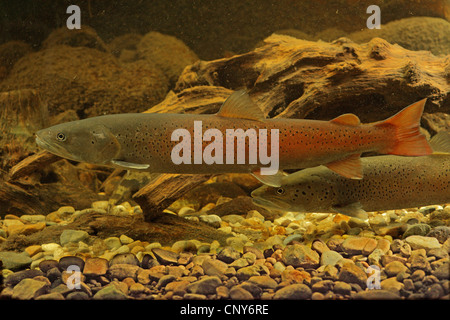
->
[[375, 99, 432, 156]]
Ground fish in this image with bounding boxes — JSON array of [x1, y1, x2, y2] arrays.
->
[[35, 90, 432, 187], [251, 131, 450, 220]]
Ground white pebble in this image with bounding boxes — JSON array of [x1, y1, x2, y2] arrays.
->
[[92, 201, 109, 210], [41, 243, 61, 252], [178, 206, 196, 217], [119, 234, 134, 244]]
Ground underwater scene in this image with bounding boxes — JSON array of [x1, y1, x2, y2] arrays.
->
[[0, 0, 449, 306]]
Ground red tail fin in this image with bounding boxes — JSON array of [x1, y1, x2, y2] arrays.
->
[[375, 99, 432, 156]]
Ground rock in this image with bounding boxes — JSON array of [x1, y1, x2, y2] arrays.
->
[[432, 262, 450, 280], [403, 223, 432, 238], [136, 31, 198, 86], [7, 222, 46, 236], [0, 44, 168, 118], [273, 284, 312, 300], [380, 277, 404, 293], [11, 278, 49, 300], [281, 268, 311, 284], [229, 286, 254, 300], [349, 17, 450, 56], [384, 261, 408, 277], [41, 25, 109, 52], [119, 234, 134, 245], [320, 250, 344, 266], [58, 256, 85, 272], [198, 214, 222, 228], [243, 246, 265, 260], [171, 240, 198, 253], [341, 237, 378, 255], [35, 292, 65, 300], [152, 248, 179, 265], [156, 275, 177, 289], [0, 251, 32, 270], [38, 260, 59, 273], [427, 226, 450, 243], [60, 229, 90, 246], [367, 248, 384, 266], [3, 269, 44, 287], [409, 249, 431, 272], [312, 280, 334, 293], [108, 264, 140, 281], [110, 253, 140, 266], [93, 284, 128, 300], [66, 291, 90, 300], [202, 258, 228, 277], [333, 281, 352, 296], [186, 276, 222, 295], [217, 246, 241, 263], [405, 236, 441, 251], [236, 265, 262, 281], [247, 275, 278, 290], [103, 237, 122, 251], [24, 245, 42, 257], [83, 257, 109, 276], [352, 290, 401, 300], [338, 262, 367, 289], [282, 244, 320, 268]]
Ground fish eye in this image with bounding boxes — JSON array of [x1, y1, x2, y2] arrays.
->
[[276, 188, 285, 195], [56, 132, 66, 141]]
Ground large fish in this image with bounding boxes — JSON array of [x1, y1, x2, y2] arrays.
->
[[35, 91, 431, 186], [251, 131, 450, 220]]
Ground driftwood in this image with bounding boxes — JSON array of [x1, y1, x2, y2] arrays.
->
[[0, 212, 230, 251], [133, 174, 212, 221], [149, 35, 449, 122], [1, 154, 106, 216]]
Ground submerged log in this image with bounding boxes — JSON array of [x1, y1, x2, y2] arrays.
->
[[133, 173, 211, 221], [149, 35, 449, 122]]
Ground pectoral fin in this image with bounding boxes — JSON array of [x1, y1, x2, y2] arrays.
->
[[251, 170, 286, 187], [332, 202, 368, 220], [325, 153, 363, 179], [111, 160, 150, 170]]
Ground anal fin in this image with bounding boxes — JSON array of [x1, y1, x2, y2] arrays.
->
[[325, 153, 363, 179], [332, 202, 368, 220]]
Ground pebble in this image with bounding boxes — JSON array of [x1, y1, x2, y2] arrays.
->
[[405, 235, 441, 251], [273, 284, 312, 300], [320, 250, 344, 266], [60, 229, 90, 246], [338, 262, 367, 289], [186, 276, 222, 295], [384, 261, 408, 277], [0, 251, 32, 270], [282, 244, 320, 268], [12, 278, 49, 300], [1, 198, 449, 300], [93, 284, 128, 300]]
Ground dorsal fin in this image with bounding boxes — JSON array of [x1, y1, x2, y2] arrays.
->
[[216, 90, 265, 121], [330, 113, 361, 126], [430, 131, 450, 153]]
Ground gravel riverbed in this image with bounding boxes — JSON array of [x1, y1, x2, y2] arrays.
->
[[0, 199, 449, 300]]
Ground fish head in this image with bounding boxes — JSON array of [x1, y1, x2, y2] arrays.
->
[[35, 119, 121, 165], [251, 167, 336, 212]]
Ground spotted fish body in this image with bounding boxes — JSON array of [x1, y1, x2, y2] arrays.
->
[[251, 132, 450, 219], [36, 91, 432, 186]]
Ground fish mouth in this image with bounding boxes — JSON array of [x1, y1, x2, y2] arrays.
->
[[35, 133, 78, 161], [251, 194, 291, 211]]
